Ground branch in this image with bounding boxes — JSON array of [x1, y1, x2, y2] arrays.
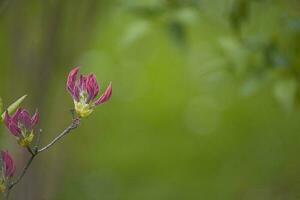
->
[[4, 115, 80, 199], [33, 129, 43, 152], [38, 118, 80, 153], [8, 153, 35, 190]]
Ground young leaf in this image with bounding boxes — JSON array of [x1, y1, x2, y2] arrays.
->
[[1, 94, 27, 121]]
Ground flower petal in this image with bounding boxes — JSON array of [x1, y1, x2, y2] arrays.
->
[[94, 82, 112, 106], [4, 111, 21, 137], [66, 67, 80, 99], [79, 75, 87, 91], [3, 111, 11, 127], [11, 108, 22, 122], [31, 109, 39, 128], [86, 74, 99, 103], [19, 109, 32, 130]]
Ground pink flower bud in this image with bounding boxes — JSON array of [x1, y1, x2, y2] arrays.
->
[[3, 108, 39, 146], [66, 67, 112, 117], [1, 150, 15, 178]]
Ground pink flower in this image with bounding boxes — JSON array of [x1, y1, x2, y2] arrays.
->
[[66, 67, 112, 117], [1, 150, 15, 178], [3, 108, 39, 146], [0, 151, 15, 192]]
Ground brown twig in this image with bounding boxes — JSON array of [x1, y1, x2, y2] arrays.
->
[[37, 118, 80, 153], [4, 113, 80, 199], [8, 152, 35, 190]]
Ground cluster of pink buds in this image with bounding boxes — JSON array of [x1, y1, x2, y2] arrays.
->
[[4, 108, 39, 147], [67, 67, 112, 117], [0, 151, 15, 193], [0, 66, 112, 197]]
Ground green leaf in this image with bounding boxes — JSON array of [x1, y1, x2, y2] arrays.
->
[[1, 94, 27, 121], [122, 20, 150, 47], [167, 20, 186, 48], [229, 0, 250, 32], [273, 79, 297, 111], [240, 78, 263, 96]]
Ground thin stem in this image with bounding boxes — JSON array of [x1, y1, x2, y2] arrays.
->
[[8, 153, 35, 191], [4, 115, 80, 199], [38, 118, 80, 153], [34, 129, 42, 152], [26, 147, 35, 156]]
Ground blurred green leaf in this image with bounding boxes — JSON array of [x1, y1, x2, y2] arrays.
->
[[164, 0, 201, 8], [174, 8, 199, 25], [240, 78, 263, 96], [273, 78, 298, 111], [129, 5, 165, 19], [122, 20, 150, 47], [229, 0, 250, 32], [219, 37, 248, 75], [167, 20, 186, 47], [1, 94, 27, 121]]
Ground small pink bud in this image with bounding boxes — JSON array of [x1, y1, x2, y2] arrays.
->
[[1, 150, 16, 178], [4, 108, 39, 146]]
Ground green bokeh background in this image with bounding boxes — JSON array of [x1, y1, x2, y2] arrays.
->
[[0, 0, 300, 199]]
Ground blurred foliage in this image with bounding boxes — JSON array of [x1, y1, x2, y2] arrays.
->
[[0, 97, 2, 115], [0, 0, 300, 200], [127, 0, 300, 111], [127, 0, 200, 47]]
